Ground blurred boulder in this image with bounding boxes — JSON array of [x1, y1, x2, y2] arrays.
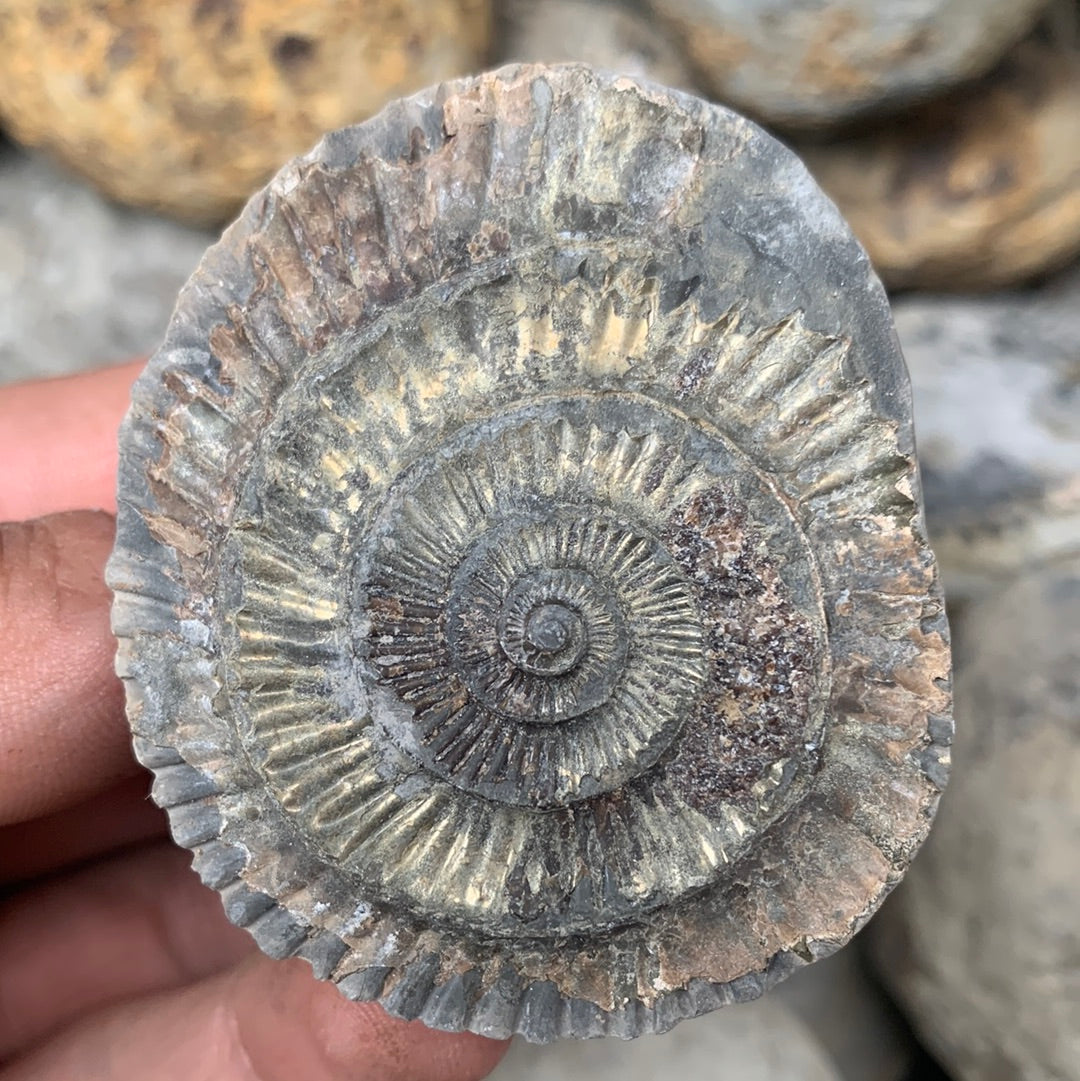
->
[[643, 0, 1046, 129], [801, 28, 1080, 290], [489, 997, 843, 1080], [773, 947, 915, 1081], [0, 0, 492, 225], [0, 146, 211, 384], [871, 556, 1080, 1081], [893, 269, 1080, 604], [497, 0, 695, 89]]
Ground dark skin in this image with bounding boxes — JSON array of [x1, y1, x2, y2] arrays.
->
[[0, 361, 509, 1081]]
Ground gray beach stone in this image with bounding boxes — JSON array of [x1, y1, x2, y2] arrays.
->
[[773, 947, 915, 1081], [645, 0, 1048, 129], [871, 556, 1080, 1081], [895, 268, 1080, 606], [496, 0, 696, 90], [0, 144, 213, 386]]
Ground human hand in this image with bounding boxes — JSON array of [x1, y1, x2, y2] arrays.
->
[[0, 362, 509, 1080]]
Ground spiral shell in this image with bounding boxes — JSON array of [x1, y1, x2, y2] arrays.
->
[[107, 65, 952, 1041]]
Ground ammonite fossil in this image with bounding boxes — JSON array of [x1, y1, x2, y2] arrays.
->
[[107, 65, 952, 1041]]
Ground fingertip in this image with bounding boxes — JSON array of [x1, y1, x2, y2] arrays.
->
[[307, 974, 510, 1081], [1, 948, 511, 1081], [0, 359, 143, 521], [0, 510, 131, 826]]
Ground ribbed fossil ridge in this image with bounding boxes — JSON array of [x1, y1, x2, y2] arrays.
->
[[107, 65, 952, 1041]]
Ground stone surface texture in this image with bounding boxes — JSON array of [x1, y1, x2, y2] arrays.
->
[[106, 65, 950, 1041], [871, 556, 1080, 1081], [645, 0, 1047, 128], [0, 144, 213, 384], [491, 998, 843, 1080], [893, 269, 1080, 604], [0, 0, 492, 225], [801, 29, 1080, 290], [496, 0, 695, 90]]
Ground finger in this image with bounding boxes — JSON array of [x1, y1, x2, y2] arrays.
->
[[1, 953, 508, 1081], [0, 774, 167, 886], [0, 511, 135, 826], [0, 842, 253, 1059], [0, 360, 141, 522]]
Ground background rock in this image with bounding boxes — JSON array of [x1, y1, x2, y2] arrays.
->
[[496, 0, 695, 90], [893, 268, 1080, 607], [871, 556, 1080, 1081], [643, 0, 1047, 129], [0, 0, 492, 225], [773, 947, 915, 1081], [0, 144, 212, 385], [490, 997, 843, 1080], [801, 26, 1080, 290]]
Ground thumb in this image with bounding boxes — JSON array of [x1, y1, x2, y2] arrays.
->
[[0, 360, 141, 521], [1, 953, 509, 1081], [0, 511, 134, 826]]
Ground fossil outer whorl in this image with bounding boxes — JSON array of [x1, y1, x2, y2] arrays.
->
[[106, 65, 952, 1041]]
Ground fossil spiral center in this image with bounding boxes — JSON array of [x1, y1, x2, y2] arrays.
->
[[503, 598, 586, 674], [525, 604, 574, 653], [450, 560, 628, 728]]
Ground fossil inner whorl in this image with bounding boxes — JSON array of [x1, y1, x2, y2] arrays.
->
[[337, 392, 825, 833], [356, 401, 712, 810], [451, 553, 629, 721], [219, 276, 835, 937], [497, 580, 592, 679]]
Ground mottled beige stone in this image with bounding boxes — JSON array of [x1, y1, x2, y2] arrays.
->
[[801, 33, 1080, 290], [0, 0, 492, 225]]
